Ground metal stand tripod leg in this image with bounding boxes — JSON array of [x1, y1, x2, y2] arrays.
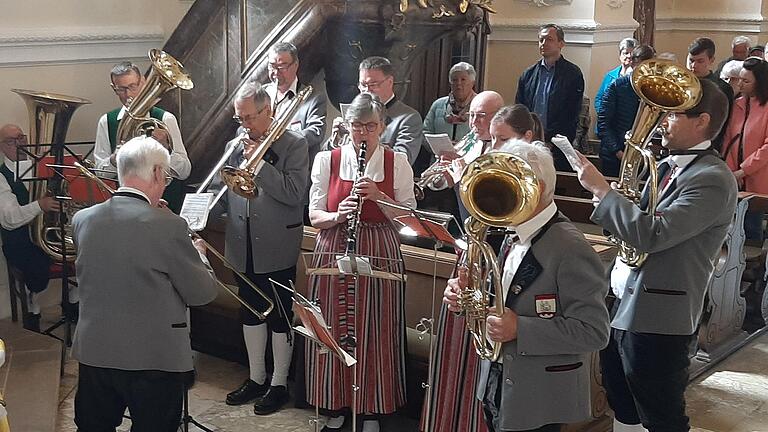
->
[[180, 379, 213, 432]]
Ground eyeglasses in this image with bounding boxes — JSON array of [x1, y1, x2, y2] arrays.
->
[[233, 105, 270, 124], [2, 134, 27, 145], [350, 122, 379, 133], [267, 61, 295, 72], [358, 78, 388, 90], [111, 82, 141, 94], [469, 111, 489, 119], [667, 111, 704, 120]]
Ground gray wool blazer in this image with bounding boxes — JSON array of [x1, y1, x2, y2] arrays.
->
[[592, 151, 738, 335], [211, 130, 309, 274], [381, 98, 424, 166], [71, 194, 218, 373], [476, 214, 610, 431]]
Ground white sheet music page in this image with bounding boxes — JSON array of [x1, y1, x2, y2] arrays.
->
[[424, 133, 456, 156], [181, 193, 214, 231]]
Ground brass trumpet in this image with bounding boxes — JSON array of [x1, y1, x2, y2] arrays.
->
[[414, 129, 477, 200], [74, 162, 274, 320]]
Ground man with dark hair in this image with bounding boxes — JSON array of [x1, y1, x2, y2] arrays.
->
[[93, 61, 191, 213], [687, 37, 734, 150], [576, 79, 737, 432], [597, 45, 656, 177], [515, 24, 584, 171]]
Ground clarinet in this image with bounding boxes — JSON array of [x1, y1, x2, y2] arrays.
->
[[345, 141, 367, 255]]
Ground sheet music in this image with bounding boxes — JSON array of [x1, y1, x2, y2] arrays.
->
[[424, 133, 456, 156], [294, 301, 357, 367], [551, 134, 583, 170], [180, 193, 214, 231]]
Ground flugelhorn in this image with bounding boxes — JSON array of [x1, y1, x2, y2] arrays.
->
[[457, 152, 540, 361], [613, 59, 701, 267], [220, 85, 313, 199], [74, 162, 274, 320], [414, 129, 477, 200]]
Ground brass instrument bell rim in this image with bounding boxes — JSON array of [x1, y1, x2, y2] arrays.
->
[[148, 49, 194, 91], [630, 59, 702, 112], [11, 88, 92, 105]]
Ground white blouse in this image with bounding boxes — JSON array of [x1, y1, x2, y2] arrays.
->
[[309, 143, 416, 212]]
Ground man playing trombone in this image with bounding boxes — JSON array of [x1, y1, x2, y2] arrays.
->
[[213, 80, 309, 415]]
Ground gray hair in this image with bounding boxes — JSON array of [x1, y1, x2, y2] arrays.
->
[[235, 79, 271, 108], [733, 35, 751, 49], [720, 59, 744, 80], [110, 61, 142, 82], [344, 92, 386, 124], [657, 52, 678, 62], [269, 42, 298, 63], [619, 37, 638, 53], [359, 56, 394, 77], [449, 62, 476, 82], [116, 136, 170, 185], [492, 139, 556, 204]]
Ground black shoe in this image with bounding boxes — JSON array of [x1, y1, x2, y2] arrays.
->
[[64, 302, 79, 323], [22, 312, 40, 333], [226, 379, 269, 405], [253, 385, 289, 415]]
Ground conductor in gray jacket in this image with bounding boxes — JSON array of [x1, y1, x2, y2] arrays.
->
[[576, 79, 737, 432], [444, 142, 610, 432], [71, 136, 218, 431], [216, 80, 309, 414]]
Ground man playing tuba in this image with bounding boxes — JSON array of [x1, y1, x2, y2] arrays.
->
[[443, 142, 609, 432], [92, 61, 191, 213]]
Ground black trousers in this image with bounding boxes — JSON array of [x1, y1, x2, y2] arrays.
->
[[74, 363, 187, 432], [236, 265, 296, 331], [482, 363, 562, 432], [601, 303, 694, 432], [3, 242, 51, 293]]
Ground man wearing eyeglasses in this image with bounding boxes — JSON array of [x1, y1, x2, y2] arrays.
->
[[0, 124, 65, 332], [213, 80, 308, 416], [92, 61, 191, 213], [576, 80, 737, 432], [264, 42, 326, 222], [329, 56, 423, 166], [515, 24, 584, 172]]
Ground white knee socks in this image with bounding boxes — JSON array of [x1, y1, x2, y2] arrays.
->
[[613, 418, 649, 432], [243, 324, 268, 384], [271, 332, 293, 387]]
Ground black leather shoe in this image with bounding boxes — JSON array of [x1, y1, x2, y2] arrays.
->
[[226, 379, 269, 405], [253, 385, 289, 415], [22, 312, 40, 333]]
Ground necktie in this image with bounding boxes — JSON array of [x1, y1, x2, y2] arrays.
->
[[658, 161, 677, 193]]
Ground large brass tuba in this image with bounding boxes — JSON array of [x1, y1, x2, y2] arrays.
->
[[613, 59, 701, 267], [220, 85, 313, 199], [457, 152, 540, 361], [115, 49, 193, 159], [12, 89, 91, 262]]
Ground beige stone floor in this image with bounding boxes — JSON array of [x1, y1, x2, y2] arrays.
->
[[17, 313, 767, 432]]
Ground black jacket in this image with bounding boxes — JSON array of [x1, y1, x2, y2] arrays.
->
[[515, 55, 585, 142], [597, 75, 639, 161]]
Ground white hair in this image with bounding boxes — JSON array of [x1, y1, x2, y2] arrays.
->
[[116, 135, 170, 185], [449, 62, 477, 82], [657, 52, 678, 62], [491, 138, 556, 203], [732, 35, 751, 49], [721, 59, 744, 79]]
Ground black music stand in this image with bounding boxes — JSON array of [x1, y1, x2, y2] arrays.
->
[[377, 200, 464, 432], [277, 281, 357, 432]]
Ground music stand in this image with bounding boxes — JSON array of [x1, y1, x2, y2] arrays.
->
[[269, 279, 357, 432], [301, 232, 404, 432], [377, 200, 465, 432]]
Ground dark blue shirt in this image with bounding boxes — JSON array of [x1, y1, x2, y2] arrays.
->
[[533, 59, 556, 131]]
